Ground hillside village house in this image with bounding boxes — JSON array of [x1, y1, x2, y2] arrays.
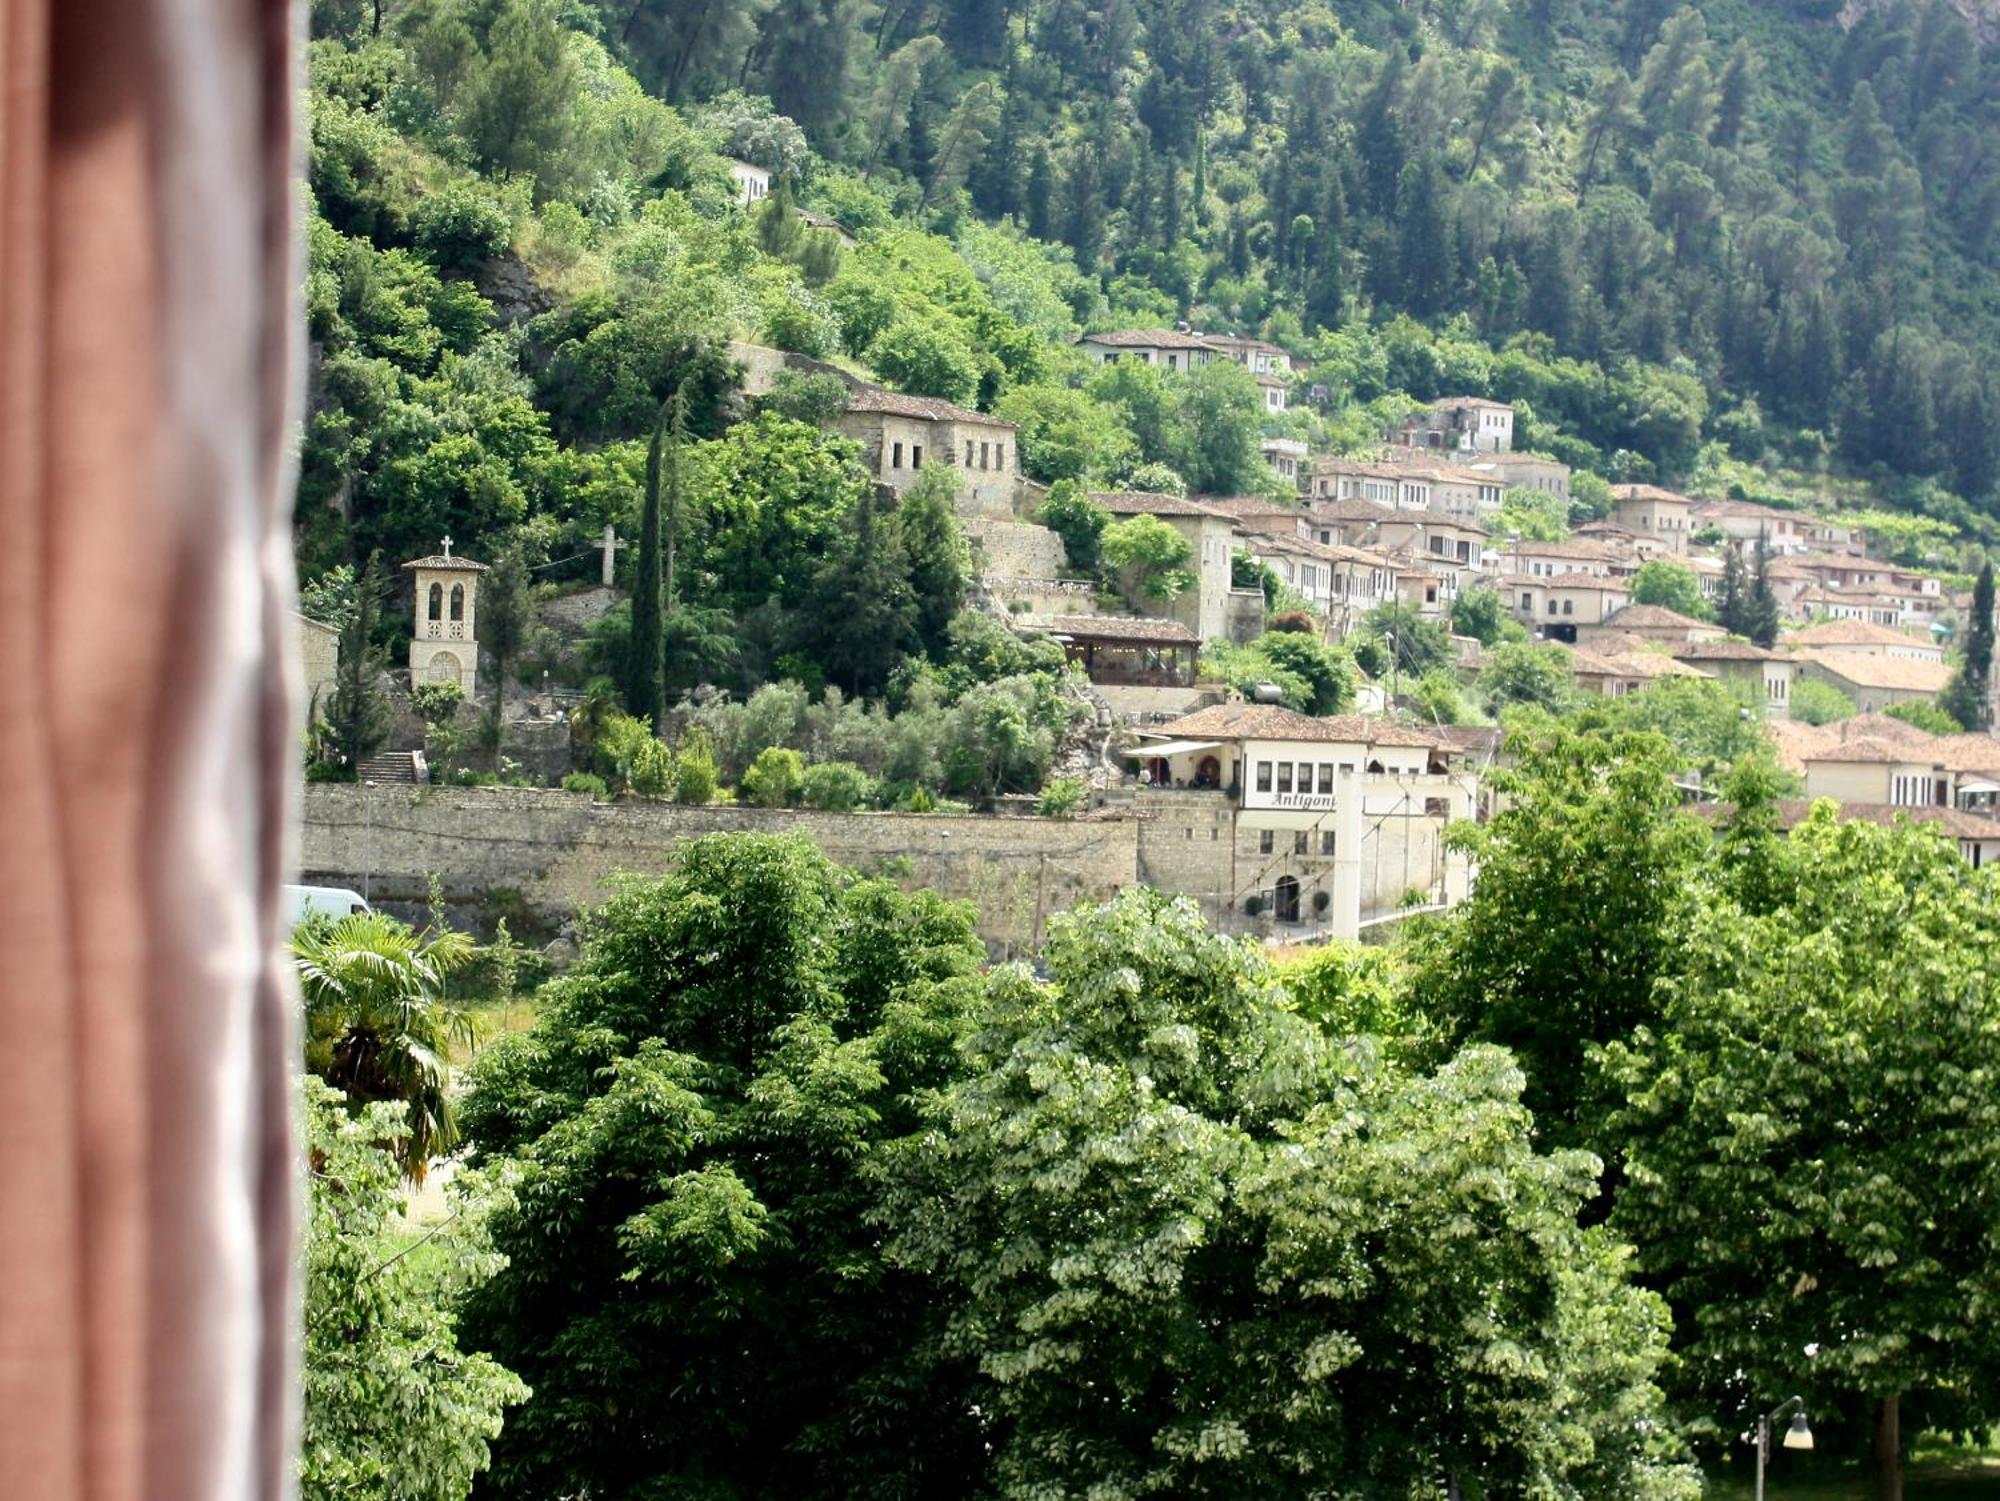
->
[[1794, 648, 1954, 712], [1043, 615, 1199, 690], [1577, 602, 1725, 649], [1692, 499, 1809, 553], [727, 159, 771, 205], [1076, 328, 1219, 370], [1609, 484, 1694, 553], [1499, 537, 1624, 580], [1803, 738, 1956, 809], [1091, 491, 1246, 643], [1567, 645, 1706, 698], [1201, 334, 1294, 375], [1511, 573, 1632, 638], [1784, 618, 1945, 663], [1309, 457, 1460, 512], [1256, 372, 1290, 412], [1246, 535, 1398, 626], [1260, 435, 1308, 487], [1674, 639, 1797, 719], [1390, 396, 1515, 454], [1303, 495, 1398, 548], [1469, 453, 1570, 501], [1123, 703, 1476, 936], [833, 385, 1020, 519]]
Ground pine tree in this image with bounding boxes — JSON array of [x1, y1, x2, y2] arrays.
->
[[327, 551, 391, 775], [898, 465, 970, 660], [625, 389, 684, 733], [481, 544, 533, 699], [1943, 562, 1995, 730]]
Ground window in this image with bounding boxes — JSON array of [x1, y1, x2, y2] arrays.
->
[[1320, 830, 1335, 855], [980, 441, 990, 469], [996, 444, 1005, 471], [912, 444, 923, 467], [965, 441, 974, 465], [1547, 599, 1558, 616], [1166, 353, 1178, 370], [1293, 831, 1309, 855], [1339, 762, 1355, 774], [891, 441, 903, 469], [1297, 761, 1313, 789], [1259, 829, 1274, 854], [1256, 762, 1272, 792], [1562, 599, 1574, 616], [1317, 764, 1333, 794], [1520, 592, 1532, 610], [449, 583, 464, 621], [1276, 763, 1293, 794]]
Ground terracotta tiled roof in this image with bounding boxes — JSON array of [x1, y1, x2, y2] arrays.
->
[[1538, 571, 1630, 590], [843, 384, 1013, 427], [1600, 603, 1714, 633], [400, 553, 488, 572], [1429, 395, 1513, 411], [1796, 650, 1954, 694], [1675, 639, 1787, 662], [1043, 615, 1198, 644], [1199, 495, 1305, 519], [1785, 620, 1938, 651], [1691, 799, 2000, 842], [1931, 733, 2000, 776], [1090, 491, 1237, 521], [1080, 328, 1217, 349], [1569, 647, 1704, 680], [1305, 497, 1398, 523], [1151, 702, 1444, 748], [1803, 737, 1941, 766], [1611, 483, 1694, 505]]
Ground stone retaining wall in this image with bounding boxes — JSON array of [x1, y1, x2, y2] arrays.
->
[[300, 784, 1140, 954]]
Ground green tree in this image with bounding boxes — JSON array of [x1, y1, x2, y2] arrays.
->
[[1451, 584, 1507, 645], [293, 910, 476, 1178], [1409, 717, 1707, 1140], [1745, 535, 1781, 648], [1362, 601, 1453, 678], [1630, 558, 1711, 620], [1493, 486, 1569, 542], [798, 487, 916, 695], [301, 1079, 526, 1501], [1791, 675, 1857, 725], [1101, 513, 1196, 604], [898, 464, 969, 660], [740, 744, 806, 806], [1038, 480, 1110, 574], [1478, 641, 1575, 712], [625, 390, 680, 732], [1941, 561, 1994, 730], [1605, 808, 2000, 1500], [325, 550, 391, 776], [1167, 359, 1266, 495], [458, 835, 989, 1500], [881, 890, 1701, 1501], [1883, 699, 1960, 735]]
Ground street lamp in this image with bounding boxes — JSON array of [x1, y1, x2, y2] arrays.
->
[[1752, 1395, 1813, 1501]]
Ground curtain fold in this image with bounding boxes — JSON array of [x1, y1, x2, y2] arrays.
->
[[0, 1, 302, 1497]]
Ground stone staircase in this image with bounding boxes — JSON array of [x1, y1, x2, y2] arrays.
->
[[355, 750, 427, 784]]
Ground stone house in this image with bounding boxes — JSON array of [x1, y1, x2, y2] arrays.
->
[[1673, 639, 1797, 719], [1794, 648, 1954, 713], [296, 612, 340, 724], [1510, 573, 1632, 639], [1692, 499, 1810, 554], [1609, 484, 1694, 554], [1201, 333, 1294, 376], [1468, 453, 1570, 502], [1301, 496, 1397, 548], [1566, 645, 1706, 698], [1091, 491, 1249, 644], [1783, 619, 1944, 663], [1391, 396, 1515, 454], [1125, 703, 1476, 936], [1577, 603, 1725, 649], [1256, 372, 1289, 412], [832, 385, 1021, 521]]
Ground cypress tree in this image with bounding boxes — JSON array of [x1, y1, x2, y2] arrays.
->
[[1718, 542, 1747, 636], [1746, 535, 1781, 648], [327, 550, 391, 775], [1943, 562, 1995, 730], [626, 388, 685, 734]]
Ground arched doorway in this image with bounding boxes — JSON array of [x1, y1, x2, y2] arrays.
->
[[1274, 874, 1300, 924], [1195, 755, 1221, 788]]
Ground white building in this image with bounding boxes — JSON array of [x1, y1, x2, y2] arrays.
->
[[727, 159, 771, 206]]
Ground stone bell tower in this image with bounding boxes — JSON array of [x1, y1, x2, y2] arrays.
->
[[401, 538, 488, 697]]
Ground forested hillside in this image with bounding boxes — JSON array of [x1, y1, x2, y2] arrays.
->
[[302, 0, 2000, 674]]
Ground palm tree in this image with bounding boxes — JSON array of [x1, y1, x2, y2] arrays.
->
[[294, 911, 476, 1180]]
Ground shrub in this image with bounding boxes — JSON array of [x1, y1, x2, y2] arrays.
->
[[410, 680, 465, 726], [561, 772, 608, 798], [675, 727, 719, 805], [629, 739, 676, 799], [741, 746, 806, 808], [1036, 777, 1086, 818], [1243, 893, 1265, 917], [1790, 676, 1856, 726], [1885, 699, 1961, 735], [800, 760, 874, 812], [412, 182, 512, 277], [1312, 889, 1331, 914]]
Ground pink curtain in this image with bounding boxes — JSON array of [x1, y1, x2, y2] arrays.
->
[[0, 1, 301, 1497]]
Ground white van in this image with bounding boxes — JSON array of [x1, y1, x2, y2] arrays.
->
[[284, 884, 371, 927]]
